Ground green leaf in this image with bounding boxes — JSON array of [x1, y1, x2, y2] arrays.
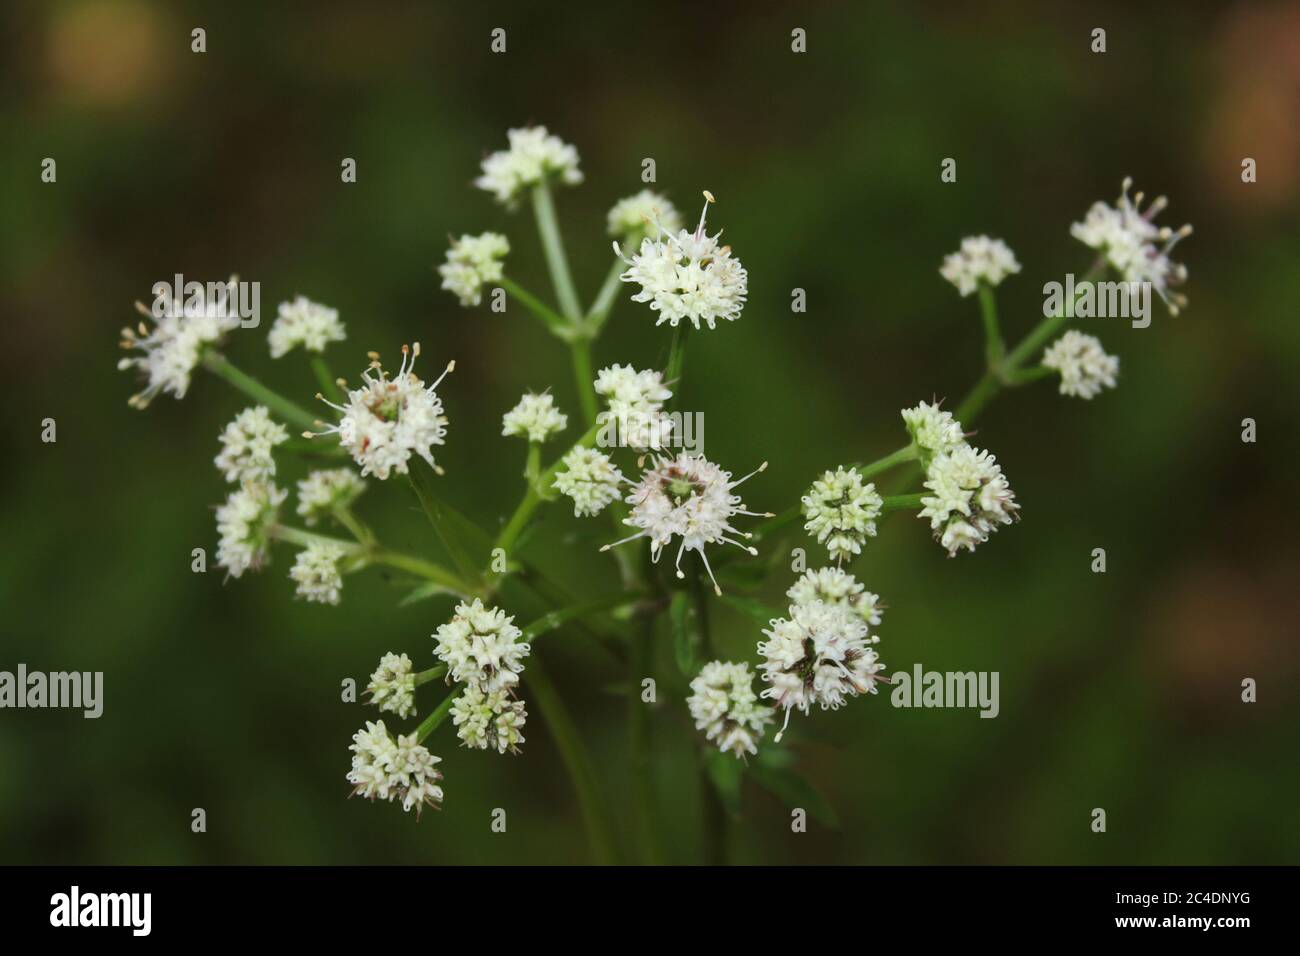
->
[[719, 593, 784, 625], [670, 591, 699, 676], [407, 459, 485, 586], [748, 761, 840, 829], [397, 581, 458, 607], [704, 750, 744, 819]]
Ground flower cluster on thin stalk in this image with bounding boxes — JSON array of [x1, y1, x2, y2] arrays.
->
[[117, 129, 1192, 842]]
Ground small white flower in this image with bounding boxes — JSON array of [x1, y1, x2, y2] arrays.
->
[[268, 296, 345, 358], [118, 295, 241, 408], [607, 190, 684, 244], [347, 720, 444, 817], [501, 392, 567, 443], [901, 400, 966, 461], [296, 468, 366, 526], [594, 364, 674, 451], [449, 685, 528, 755], [604, 452, 768, 593], [313, 343, 453, 480], [1042, 331, 1119, 400], [438, 232, 510, 307], [365, 652, 416, 719], [433, 599, 531, 695], [289, 541, 346, 605], [474, 126, 582, 207], [939, 236, 1021, 296], [688, 660, 773, 759], [758, 601, 885, 740], [616, 192, 748, 330], [214, 406, 289, 484], [552, 446, 624, 517], [919, 444, 1019, 556], [215, 481, 286, 578], [1070, 178, 1192, 314], [801, 467, 884, 564], [787, 567, 883, 627]]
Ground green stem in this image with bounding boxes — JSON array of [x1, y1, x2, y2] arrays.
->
[[414, 665, 447, 687], [525, 653, 619, 864], [203, 352, 319, 432], [586, 253, 627, 336], [415, 691, 456, 744], [977, 283, 1005, 369], [531, 181, 583, 321], [629, 614, 660, 864], [688, 558, 726, 864], [371, 550, 469, 594], [665, 323, 689, 400], [310, 355, 343, 404], [1006, 364, 1054, 386], [269, 525, 361, 553], [570, 336, 598, 427], [492, 421, 602, 561], [498, 276, 571, 338], [882, 493, 925, 511], [521, 592, 648, 641]]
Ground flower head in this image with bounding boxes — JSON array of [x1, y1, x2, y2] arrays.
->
[[118, 295, 241, 408], [801, 467, 883, 564], [594, 364, 674, 451], [787, 567, 883, 627], [1070, 178, 1192, 314], [1042, 331, 1119, 399], [474, 126, 582, 207], [296, 468, 366, 526], [501, 392, 567, 443], [919, 444, 1019, 556], [604, 452, 768, 594], [616, 192, 747, 330], [449, 685, 528, 755], [688, 661, 773, 759], [215, 406, 289, 484], [758, 601, 885, 740], [901, 400, 966, 462], [216, 481, 286, 578], [438, 232, 510, 307], [365, 652, 417, 719], [607, 190, 684, 244], [939, 236, 1021, 296], [346, 720, 443, 817], [268, 296, 345, 358], [552, 446, 624, 517], [290, 541, 346, 604], [433, 599, 531, 695], [313, 343, 453, 480]]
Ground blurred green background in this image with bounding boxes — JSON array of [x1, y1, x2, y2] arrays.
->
[[2, 0, 1297, 865]]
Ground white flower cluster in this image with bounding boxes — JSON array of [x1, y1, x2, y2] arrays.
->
[[433, 600, 531, 693], [687, 661, 773, 759], [501, 392, 567, 443], [1042, 331, 1119, 400], [214, 406, 289, 483], [758, 600, 885, 741], [607, 190, 684, 244], [449, 685, 527, 755], [347, 720, 443, 817], [801, 466, 884, 564], [296, 468, 366, 526], [919, 444, 1019, 556], [439, 232, 510, 307], [474, 126, 582, 207], [118, 297, 241, 408], [594, 364, 674, 451], [314, 343, 453, 480], [617, 193, 748, 330], [290, 541, 345, 605], [788, 567, 883, 627], [607, 452, 767, 593], [939, 236, 1021, 296], [216, 482, 286, 578], [1070, 178, 1192, 314], [366, 652, 417, 719], [552, 446, 624, 517], [901, 400, 966, 462], [268, 296, 345, 358]]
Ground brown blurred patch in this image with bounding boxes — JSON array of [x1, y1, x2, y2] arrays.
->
[[45, 0, 172, 108]]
